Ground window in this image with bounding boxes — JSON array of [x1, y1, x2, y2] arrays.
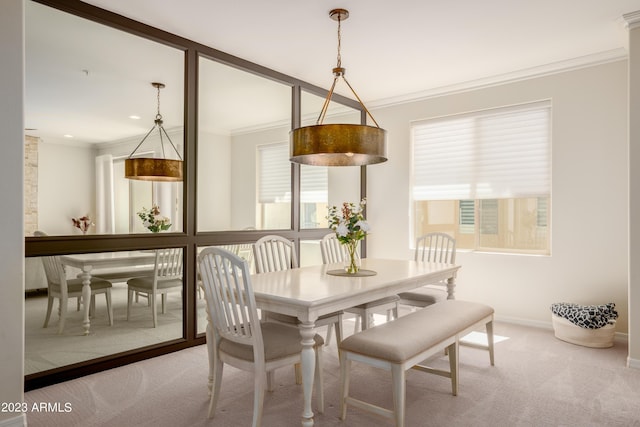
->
[[300, 164, 328, 228], [411, 101, 551, 254], [257, 142, 291, 229], [256, 142, 330, 230]]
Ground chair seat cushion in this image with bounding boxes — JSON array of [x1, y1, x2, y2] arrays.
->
[[340, 300, 494, 363], [219, 322, 324, 362], [399, 285, 447, 305], [56, 277, 112, 294], [127, 276, 182, 290]]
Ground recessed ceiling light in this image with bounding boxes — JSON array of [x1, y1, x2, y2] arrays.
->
[[129, 115, 141, 120], [63, 134, 74, 138]]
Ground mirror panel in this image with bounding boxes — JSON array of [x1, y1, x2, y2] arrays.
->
[[25, 249, 186, 375], [25, 1, 184, 237], [197, 56, 292, 232]]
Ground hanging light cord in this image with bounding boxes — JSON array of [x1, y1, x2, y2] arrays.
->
[[316, 12, 380, 128], [127, 84, 183, 160]]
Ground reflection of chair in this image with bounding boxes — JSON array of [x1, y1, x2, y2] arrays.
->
[[253, 235, 343, 346], [127, 248, 183, 327], [398, 233, 456, 308], [320, 233, 399, 331], [40, 255, 113, 334], [198, 247, 325, 425]]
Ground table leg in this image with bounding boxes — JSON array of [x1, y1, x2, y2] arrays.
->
[[78, 268, 93, 335], [446, 276, 456, 300], [299, 320, 317, 427]]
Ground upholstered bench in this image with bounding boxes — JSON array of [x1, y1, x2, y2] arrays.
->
[[338, 300, 494, 427]]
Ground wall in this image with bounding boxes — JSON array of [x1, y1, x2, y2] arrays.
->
[[197, 130, 231, 231], [367, 60, 630, 333], [37, 141, 95, 235], [0, 1, 26, 425]]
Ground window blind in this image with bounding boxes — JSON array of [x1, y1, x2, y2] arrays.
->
[[412, 101, 550, 201], [257, 143, 328, 204], [258, 142, 291, 203], [300, 164, 328, 204]]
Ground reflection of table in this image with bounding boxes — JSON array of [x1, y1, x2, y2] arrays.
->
[[60, 251, 156, 335], [249, 258, 460, 427]]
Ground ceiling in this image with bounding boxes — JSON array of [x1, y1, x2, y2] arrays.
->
[[25, 0, 640, 144]]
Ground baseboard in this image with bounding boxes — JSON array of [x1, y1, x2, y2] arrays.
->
[[0, 413, 26, 427], [494, 314, 553, 330], [627, 357, 640, 369], [495, 314, 629, 344]]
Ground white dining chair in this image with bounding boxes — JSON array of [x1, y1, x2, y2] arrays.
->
[[398, 232, 456, 308], [253, 235, 344, 346], [126, 248, 183, 328], [198, 246, 325, 426], [320, 233, 399, 332], [40, 255, 113, 334]]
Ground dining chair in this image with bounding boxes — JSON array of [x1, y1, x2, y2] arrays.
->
[[126, 248, 183, 328], [253, 235, 344, 346], [39, 254, 113, 334], [398, 232, 456, 308], [320, 233, 399, 332], [198, 246, 325, 426]]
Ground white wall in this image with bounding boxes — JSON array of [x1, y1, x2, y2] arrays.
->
[[0, 0, 26, 425], [367, 60, 630, 333], [37, 141, 95, 235], [197, 130, 232, 230]]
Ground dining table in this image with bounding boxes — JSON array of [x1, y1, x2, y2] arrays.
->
[[249, 257, 461, 427], [60, 250, 157, 335]]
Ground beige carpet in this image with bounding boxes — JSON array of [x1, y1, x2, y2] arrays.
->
[[24, 321, 640, 427]]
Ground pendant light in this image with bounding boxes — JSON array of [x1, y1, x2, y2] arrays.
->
[[125, 82, 183, 181], [290, 8, 387, 167]]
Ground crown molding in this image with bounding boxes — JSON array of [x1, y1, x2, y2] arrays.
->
[[624, 10, 640, 29], [369, 48, 628, 109]]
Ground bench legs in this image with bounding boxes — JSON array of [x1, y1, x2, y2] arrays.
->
[[340, 341, 459, 427], [391, 364, 406, 427]]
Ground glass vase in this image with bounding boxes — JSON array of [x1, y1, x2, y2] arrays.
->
[[343, 240, 361, 274]]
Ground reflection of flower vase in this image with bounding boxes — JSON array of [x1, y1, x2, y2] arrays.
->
[[343, 240, 361, 274]]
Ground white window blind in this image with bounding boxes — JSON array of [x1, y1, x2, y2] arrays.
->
[[412, 101, 551, 201], [300, 164, 328, 204], [258, 142, 291, 203], [257, 143, 329, 204]]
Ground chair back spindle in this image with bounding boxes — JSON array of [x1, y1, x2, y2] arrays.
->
[[320, 233, 347, 264], [415, 232, 456, 264], [199, 247, 263, 353], [253, 235, 298, 273]]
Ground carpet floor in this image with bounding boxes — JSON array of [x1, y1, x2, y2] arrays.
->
[[24, 321, 640, 427]]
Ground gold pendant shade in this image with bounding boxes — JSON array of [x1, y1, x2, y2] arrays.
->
[[290, 124, 387, 166], [125, 82, 183, 181], [124, 158, 183, 182], [289, 8, 388, 167]]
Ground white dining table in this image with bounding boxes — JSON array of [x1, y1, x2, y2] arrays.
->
[[249, 258, 460, 427], [60, 251, 157, 335]]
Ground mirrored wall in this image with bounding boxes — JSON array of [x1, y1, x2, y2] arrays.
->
[[25, 249, 191, 375], [25, 1, 184, 238], [197, 56, 292, 232]]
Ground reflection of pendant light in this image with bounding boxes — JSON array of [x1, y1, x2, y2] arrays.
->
[[290, 8, 387, 167], [125, 82, 183, 181]]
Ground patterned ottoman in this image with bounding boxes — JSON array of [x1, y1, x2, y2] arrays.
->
[[550, 303, 617, 348]]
